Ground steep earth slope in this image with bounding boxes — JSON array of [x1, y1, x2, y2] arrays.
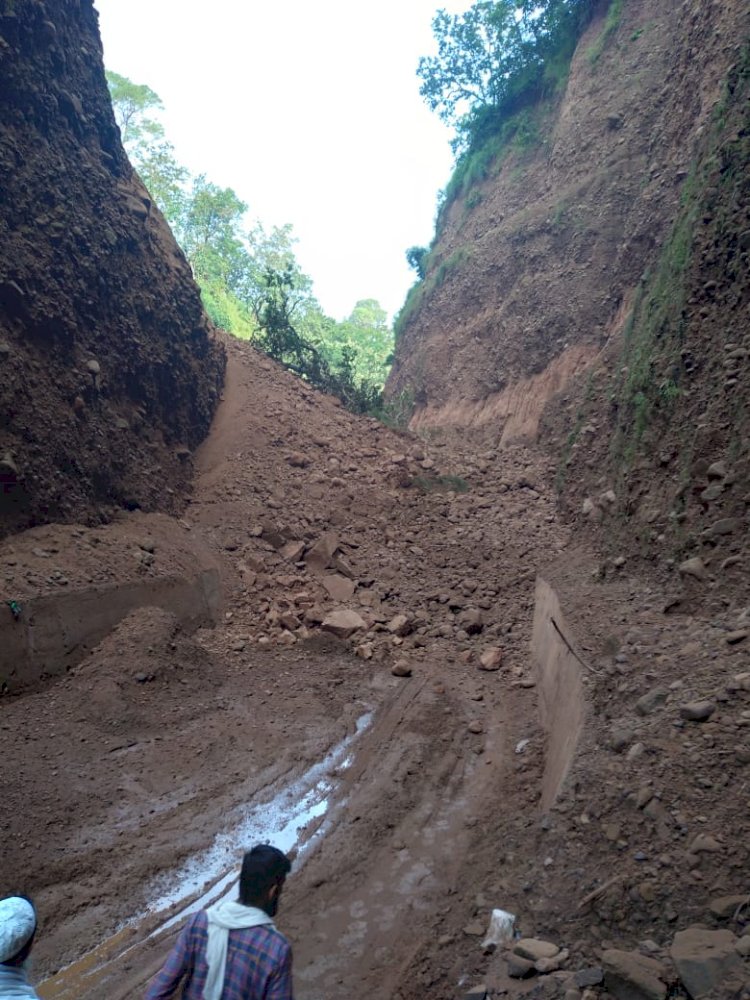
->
[[388, 0, 748, 447], [542, 43, 750, 604], [0, 0, 225, 537]]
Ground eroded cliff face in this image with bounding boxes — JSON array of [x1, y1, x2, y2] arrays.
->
[[388, 0, 747, 444], [0, 0, 225, 535]]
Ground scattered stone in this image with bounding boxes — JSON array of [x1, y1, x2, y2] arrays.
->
[[671, 927, 741, 998], [636, 688, 668, 716], [387, 614, 412, 636], [689, 833, 722, 854], [601, 949, 667, 1000], [478, 647, 503, 671], [305, 531, 340, 573], [463, 921, 486, 937], [280, 540, 306, 562], [322, 574, 356, 602], [574, 968, 604, 988], [536, 948, 569, 973], [679, 558, 708, 582], [514, 939, 560, 962], [703, 518, 741, 540], [507, 955, 536, 979], [609, 724, 634, 752], [391, 659, 412, 678], [460, 608, 484, 634], [708, 895, 749, 920], [680, 701, 716, 722], [320, 609, 366, 639]]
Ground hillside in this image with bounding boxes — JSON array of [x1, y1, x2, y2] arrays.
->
[[0, 2, 748, 1000], [388, 0, 747, 447], [0, 0, 225, 536]]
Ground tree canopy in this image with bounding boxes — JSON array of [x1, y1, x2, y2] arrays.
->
[[417, 0, 597, 153], [105, 71, 394, 410]]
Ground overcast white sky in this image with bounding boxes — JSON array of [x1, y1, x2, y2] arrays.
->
[[93, 0, 469, 323]]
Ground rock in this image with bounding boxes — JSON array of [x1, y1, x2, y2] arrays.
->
[[708, 895, 749, 920], [582, 497, 601, 520], [689, 834, 722, 854], [464, 986, 487, 1000], [320, 609, 366, 639], [478, 647, 503, 671], [636, 688, 668, 716], [386, 613, 412, 636], [703, 518, 741, 539], [725, 629, 749, 645], [735, 935, 750, 958], [601, 949, 667, 1000], [86, 358, 100, 375], [574, 968, 604, 988], [609, 723, 634, 752], [280, 540, 306, 562], [680, 701, 716, 722], [700, 484, 724, 502], [536, 949, 569, 973], [707, 461, 727, 480], [286, 451, 310, 468], [322, 574, 356, 602], [460, 608, 484, 634], [305, 532, 340, 573], [507, 955, 536, 979], [391, 659, 412, 678], [514, 939, 560, 962], [467, 720, 483, 734], [671, 927, 741, 998], [679, 558, 708, 581], [463, 921, 486, 937]]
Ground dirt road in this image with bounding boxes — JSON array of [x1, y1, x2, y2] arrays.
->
[[3, 339, 748, 999]]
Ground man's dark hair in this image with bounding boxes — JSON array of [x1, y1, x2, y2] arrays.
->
[[239, 845, 291, 905]]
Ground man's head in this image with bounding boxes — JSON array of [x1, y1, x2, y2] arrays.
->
[[238, 845, 291, 917], [0, 896, 36, 967]]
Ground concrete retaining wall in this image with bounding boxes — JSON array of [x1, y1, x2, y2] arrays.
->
[[0, 569, 221, 693], [531, 576, 586, 810]]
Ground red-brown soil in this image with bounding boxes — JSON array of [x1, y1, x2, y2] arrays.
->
[[2, 339, 747, 999]]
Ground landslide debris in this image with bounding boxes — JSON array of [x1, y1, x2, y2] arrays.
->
[[0, 0, 224, 538]]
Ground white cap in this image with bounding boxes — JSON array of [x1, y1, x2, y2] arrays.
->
[[0, 897, 36, 963]]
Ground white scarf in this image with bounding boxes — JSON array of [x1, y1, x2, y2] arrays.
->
[[203, 899, 275, 1000], [0, 964, 40, 999]]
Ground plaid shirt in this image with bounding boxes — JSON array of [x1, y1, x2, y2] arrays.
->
[[144, 910, 294, 1000]]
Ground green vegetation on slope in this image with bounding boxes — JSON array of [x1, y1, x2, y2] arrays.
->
[[106, 72, 392, 414], [397, 0, 615, 343]]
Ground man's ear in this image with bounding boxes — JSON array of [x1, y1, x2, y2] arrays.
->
[[270, 880, 284, 901]]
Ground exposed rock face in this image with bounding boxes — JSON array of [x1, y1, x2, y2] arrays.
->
[[387, 0, 746, 444], [0, 0, 225, 535]]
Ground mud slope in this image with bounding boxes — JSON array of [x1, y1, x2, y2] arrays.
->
[[542, 43, 750, 604], [8, 341, 748, 1000], [0, 0, 225, 536], [388, 0, 748, 443]]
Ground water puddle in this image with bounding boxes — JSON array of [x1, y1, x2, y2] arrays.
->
[[38, 711, 372, 999]]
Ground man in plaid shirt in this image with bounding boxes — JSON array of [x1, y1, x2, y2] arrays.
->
[[145, 845, 294, 1000]]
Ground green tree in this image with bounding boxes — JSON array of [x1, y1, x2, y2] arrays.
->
[[418, 0, 596, 152], [106, 70, 187, 220], [406, 245, 429, 279]]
